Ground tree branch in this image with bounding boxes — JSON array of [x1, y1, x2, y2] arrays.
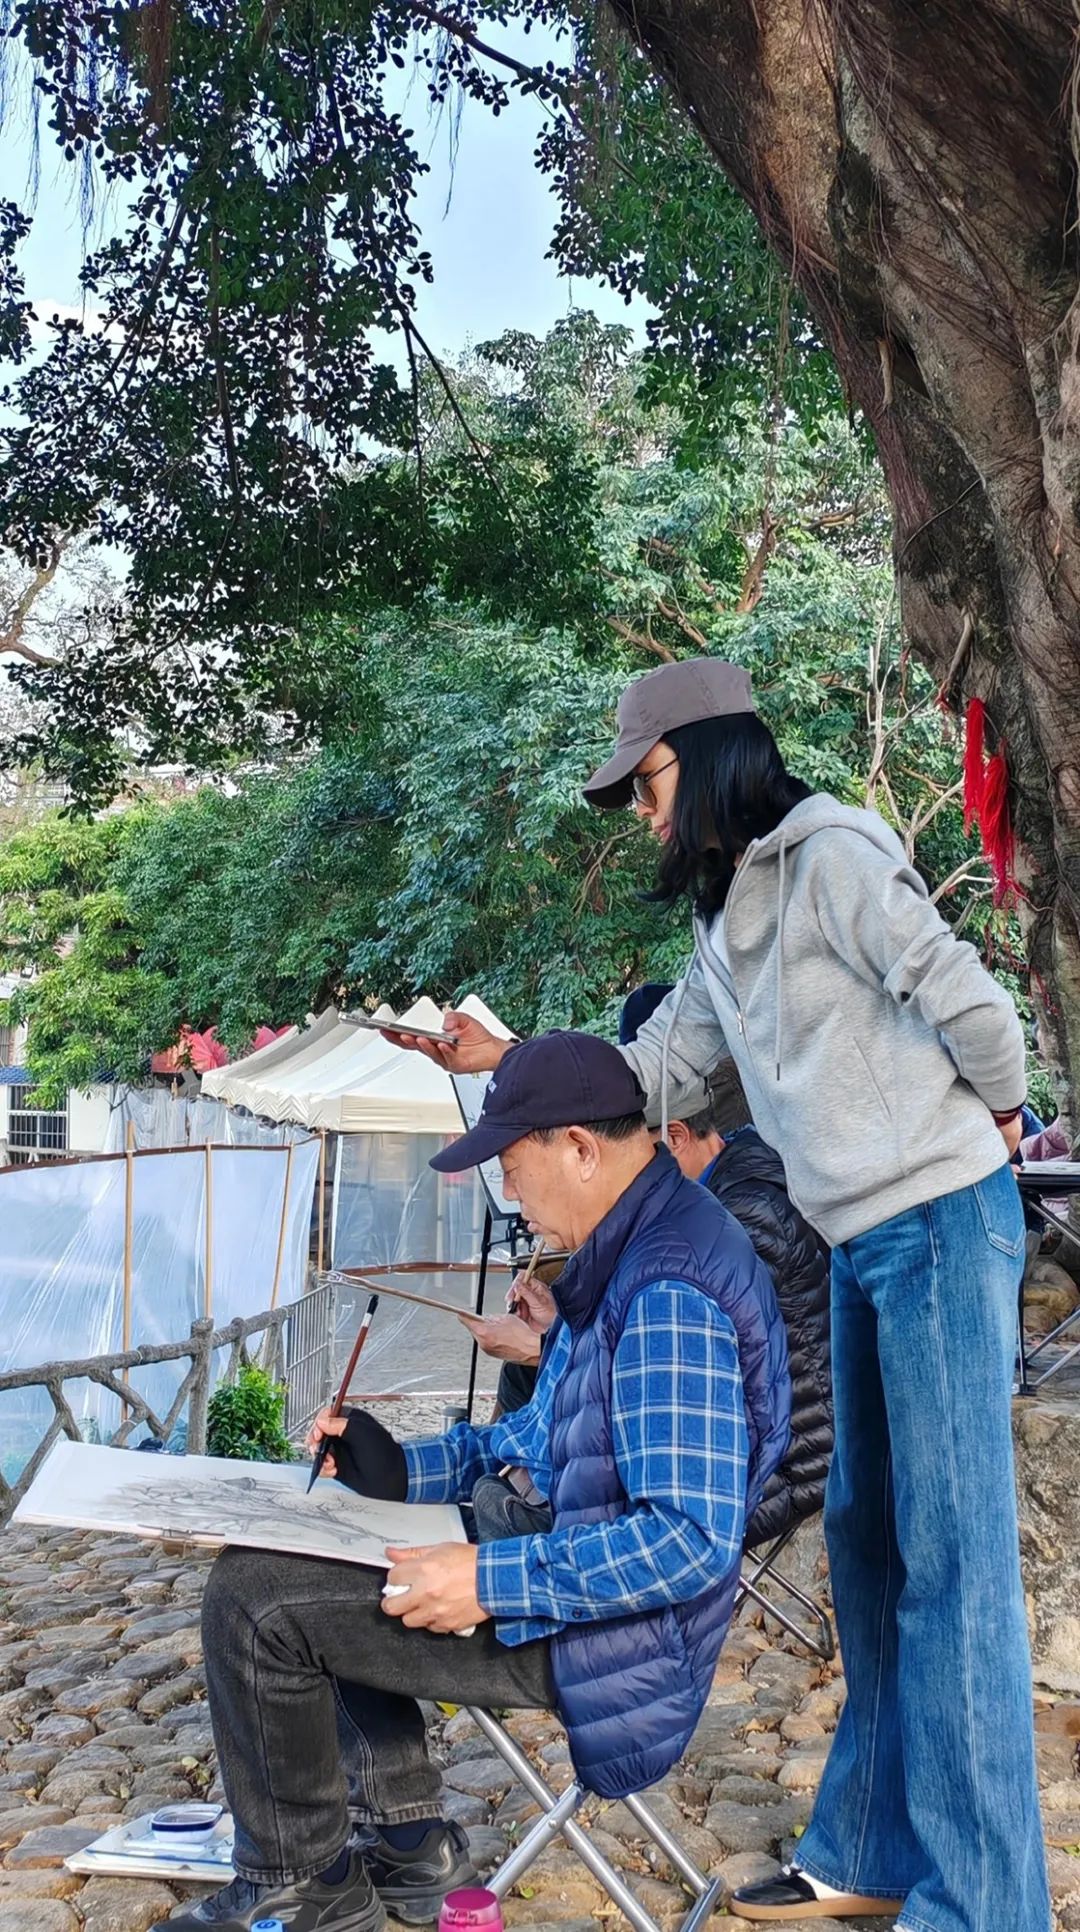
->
[[736, 508, 779, 613], [605, 616, 676, 661], [937, 609, 975, 710], [396, 305, 522, 534], [404, 3, 645, 187], [1, 541, 68, 668], [656, 597, 709, 649], [906, 776, 964, 846], [931, 858, 992, 904], [408, 1, 579, 108], [642, 536, 722, 606], [574, 828, 635, 915]]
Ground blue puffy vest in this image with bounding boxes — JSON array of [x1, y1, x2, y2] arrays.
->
[[547, 1146, 791, 1798]]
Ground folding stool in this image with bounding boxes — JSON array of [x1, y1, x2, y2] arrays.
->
[[736, 1521, 834, 1662], [469, 1705, 724, 1932]]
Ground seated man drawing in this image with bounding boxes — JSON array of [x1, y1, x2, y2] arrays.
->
[[157, 1032, 791, 1932]]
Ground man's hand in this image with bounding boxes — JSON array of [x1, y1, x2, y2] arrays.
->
[[998, 1112, 1025, 1158], [306, 1408, 349, 1480], [508, 1277, 557, 1334], [382, 1543, 489, 1633], [458, 1311, 542, 1364], [305, 1407, 407, 1501], [380, 1010, 510, 1075]]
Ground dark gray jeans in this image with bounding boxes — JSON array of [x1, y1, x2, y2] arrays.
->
[[201, 1533, 554, 1886]]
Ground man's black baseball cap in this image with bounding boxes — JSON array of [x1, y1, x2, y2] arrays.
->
[[429, 1031, 647, 1173]]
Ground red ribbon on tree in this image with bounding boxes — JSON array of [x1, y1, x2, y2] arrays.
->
[[962, 695, 986, 835], [961, 696, 1016, 904]]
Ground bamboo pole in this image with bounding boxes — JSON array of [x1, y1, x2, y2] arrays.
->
[[269, 1142, 295, 1310], [122, 1122, 136, 1352], [204, 1141, 214, 1321], [121, 1122, 136, 1424], [317, 1130, 327, 1274]]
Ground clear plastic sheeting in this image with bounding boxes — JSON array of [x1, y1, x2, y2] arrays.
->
[[332, 1131, 490, 1273], [332, 1269, 503, 1401], [103, 1086, 307, 1152], [331, 1134, 509, 1396], [0, 1139, 320, 1483]]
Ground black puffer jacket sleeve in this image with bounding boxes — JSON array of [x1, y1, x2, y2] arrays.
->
[[704, 1130, 834, 1546]]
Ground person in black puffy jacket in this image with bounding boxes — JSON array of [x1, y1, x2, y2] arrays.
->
[[649, 1056, 834, 1548], [479, 1035, 834, 1555]]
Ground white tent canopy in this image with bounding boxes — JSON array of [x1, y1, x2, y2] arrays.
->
[[201, 995, 512, 1134]]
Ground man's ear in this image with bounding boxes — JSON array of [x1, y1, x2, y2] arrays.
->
[[565, 1125, 602, 1178], [668, 1120, 690, 1152]]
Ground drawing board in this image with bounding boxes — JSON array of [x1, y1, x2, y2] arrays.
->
[[13, 1440, 465, 1566]]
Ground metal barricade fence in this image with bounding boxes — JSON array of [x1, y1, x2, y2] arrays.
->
[[0, 1281, 340, 1526], [283, 1272, 339, 1442]]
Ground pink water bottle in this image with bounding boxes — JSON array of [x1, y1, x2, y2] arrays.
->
[[438, 1887, 505, 1932]]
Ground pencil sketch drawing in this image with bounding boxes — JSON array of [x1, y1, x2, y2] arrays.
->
[[13, 1440, 465, 1568]]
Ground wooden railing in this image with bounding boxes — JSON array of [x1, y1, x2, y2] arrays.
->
[[0, 1279, 338, 1528]]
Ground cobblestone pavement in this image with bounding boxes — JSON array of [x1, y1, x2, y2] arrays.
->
[[0, 1520, 1077, 1931]]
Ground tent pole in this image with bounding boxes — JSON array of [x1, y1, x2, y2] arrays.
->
[[465, 1207, 493, 1424], [317, 1129, 327, 1274], [122, 1122, 136, 1426], [204, 1140, 214, 1321], [270, 1141, 295, 1310], [123, 1121, 136, 1349]]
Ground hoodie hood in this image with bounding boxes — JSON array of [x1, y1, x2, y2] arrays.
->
[[745, 793, 909, 866]]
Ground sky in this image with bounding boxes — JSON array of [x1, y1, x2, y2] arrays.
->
[[0, 28, 652, 362], [0, 27, 653, 674]]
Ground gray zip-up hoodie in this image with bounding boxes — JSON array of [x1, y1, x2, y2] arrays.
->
[[619, 794, 1026, 1247]]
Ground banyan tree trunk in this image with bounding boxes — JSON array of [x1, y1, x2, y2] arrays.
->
[[609, 0, 1080, 1117]]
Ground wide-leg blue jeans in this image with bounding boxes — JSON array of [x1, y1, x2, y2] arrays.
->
[[796, 1164, 1050, 1932]]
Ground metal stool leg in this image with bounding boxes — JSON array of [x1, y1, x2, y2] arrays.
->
[[469, 1708, 663, 1932], [736, 1523, 835, 1660], [484, 1780, 586, 1894], [737, 1571, 834, 1660], [623, 1792, 726, 1931]]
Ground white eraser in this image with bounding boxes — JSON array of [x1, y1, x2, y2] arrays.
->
[[381, 1580, 474, 1637]]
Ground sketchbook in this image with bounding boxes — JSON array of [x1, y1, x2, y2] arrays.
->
[[338, 1269, 484, 1320], [13, 1440, 466, 1565]]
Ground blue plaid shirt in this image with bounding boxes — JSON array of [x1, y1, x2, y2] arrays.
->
[[402, 1282, 748, 1647]]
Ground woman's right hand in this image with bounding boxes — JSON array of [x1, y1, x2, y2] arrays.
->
[[380, 1009, 510, 1074]]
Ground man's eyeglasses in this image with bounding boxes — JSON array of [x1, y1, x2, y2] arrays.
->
[[631, 755, 679, 810]]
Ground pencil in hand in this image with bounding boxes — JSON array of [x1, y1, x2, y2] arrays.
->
[[307, 1294, 380, 1494], [507, 1238, 545, 1314]]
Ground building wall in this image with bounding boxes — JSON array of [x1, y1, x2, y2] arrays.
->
[[0, 1082, 112, 1163], [67, 1086, 113, 1155]]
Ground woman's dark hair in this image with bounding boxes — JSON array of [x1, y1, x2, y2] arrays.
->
[[649, 713, 811, 918]]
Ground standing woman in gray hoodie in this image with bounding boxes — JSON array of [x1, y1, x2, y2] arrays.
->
[[392, 658, 1048, 1932]]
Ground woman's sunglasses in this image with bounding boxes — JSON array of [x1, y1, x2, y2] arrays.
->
[[631, 755, 679, 810]]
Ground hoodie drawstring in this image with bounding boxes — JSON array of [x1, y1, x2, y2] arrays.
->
[[774, 839, 787, 1082], [661, 833, 789, 1118], [659, 967, 694, 1148]]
